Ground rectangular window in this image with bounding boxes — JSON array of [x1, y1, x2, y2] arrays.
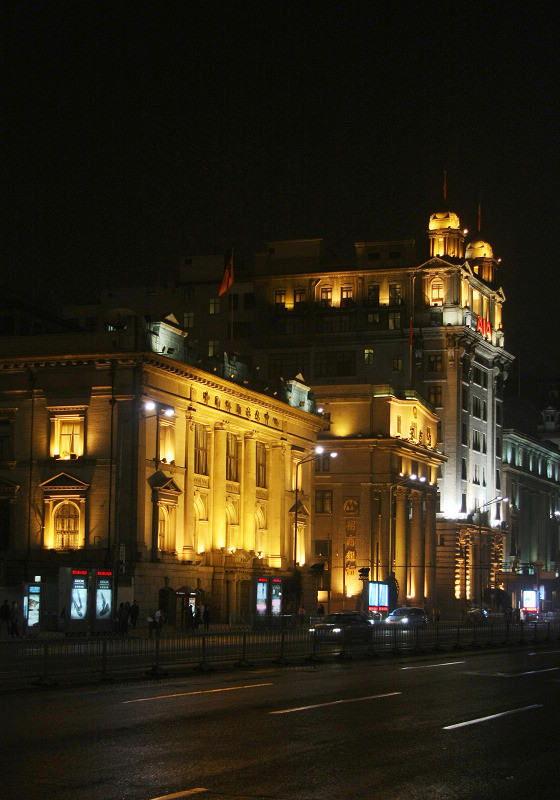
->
[[367, 284, 380, 304], [473, 430, 481, 451], [194, 423, 208, 475], [314, 454, 332, 473], [472, 396, 482, 418], [274, 289, 286, 307], [50, 412, 85, 459], [209, 298, 220, 314], [364, 348, 374, 365], [496, 436, 502, 458], [461, 458, 467, 479], [461, 493, 467, 514], [315, 489, 333, 514], [462, 423, 468, 445], [183, 312, 194, 329], [226, 433, 239, 482], [431, 280, 444, 305], [0, 419, 13, 461], [392, 354, 403, 371], [389, 283, 402, 304], [208, 340, 220, 357], [314, 350, 356, 378], [368, 312, 381, 325], [294, 288, 305, 305], [496, 469, 501, 490], [428, 385, 442, 407], [320, 287, 332, 306], [388, 311, 401, 330], [473, 464, 480, 485], [496, 402, 502, 426], [341, 286, 353, 306], [256, 442, 267, 488], [428, 354, 443, 372]]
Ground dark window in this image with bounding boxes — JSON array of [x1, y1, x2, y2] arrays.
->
[[389, 283, 402, 304], [315, 489, 333, 514], [428, 355, 443, 373], [428, 385, 442, 407], [367, 284, 380, 304], [461, 458, 467, 479]]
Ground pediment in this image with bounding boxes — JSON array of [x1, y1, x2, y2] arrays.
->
[[40, 473, 90, 491], [0, 476, 20, 500], [148, 470, 182, 494]]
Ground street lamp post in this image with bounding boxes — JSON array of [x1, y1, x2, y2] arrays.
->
[[293, 446, 337, 568], [477, 495, 509, 610]]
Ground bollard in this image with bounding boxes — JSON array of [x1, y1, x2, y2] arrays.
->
[[273, 630, 287, 665], [235, 632, 252, 668]]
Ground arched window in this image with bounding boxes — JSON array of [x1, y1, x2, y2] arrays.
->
[[431, 279, 444, 306], [54, 502, 80, 549]]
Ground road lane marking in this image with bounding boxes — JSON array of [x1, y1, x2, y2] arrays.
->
[[270, 691, 401, 714], [443, 704, 542, 730], [529, 650, 560, 655], [122, 682, 273, 704], [401, 661, 465, 670], [149, 790, 207, 799], [464, 667, 559, 678]]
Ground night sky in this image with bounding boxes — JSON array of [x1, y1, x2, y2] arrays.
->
[[4, 2, 560, 392]]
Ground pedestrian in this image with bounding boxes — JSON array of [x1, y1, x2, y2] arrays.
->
[[194, 606, 201, 629], [154, 607, 164, 637], [129, 599, 139, 629], [298, 604, 306, 627], [316, 603, 325, 617], [203, 605, 210, 631], [9, 601, 19, 638], [187, 605, 195, 632], [0, 599, 10, 635]]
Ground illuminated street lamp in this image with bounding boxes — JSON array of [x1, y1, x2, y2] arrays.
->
[[293, 446, 337, 568]]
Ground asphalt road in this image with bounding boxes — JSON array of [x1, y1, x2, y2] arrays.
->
[[1, 647, 558, 800]]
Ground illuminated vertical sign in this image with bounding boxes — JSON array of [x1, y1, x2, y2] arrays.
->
[[256, 577, 268, 616], [522, 589, 538, 612], [70, 569, 88, 620], [368, 582, 389, 613], [95, 571, 113, 619], [271, 578, 282, 616]]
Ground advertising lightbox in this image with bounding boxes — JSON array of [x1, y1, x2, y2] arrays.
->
[[256, 577, 268, 616], [522, 589, 538, 613], [271, 578, 283, 616], [367, 581, 389, 615], [71, 570, 88, 620]]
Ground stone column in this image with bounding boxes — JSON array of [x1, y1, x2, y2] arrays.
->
[[379, 489, 391, 581], [183, 416, 196, 551], [394, 487, 408, 603], [410, 491, 424, 605], [424, 493, 437, 605], [268, 442, 285, 564], [242, 433, 257, 551], [212, 423, 227, 550]]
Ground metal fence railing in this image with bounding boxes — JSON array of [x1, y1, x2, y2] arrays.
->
[[1, 619, 559, 685]]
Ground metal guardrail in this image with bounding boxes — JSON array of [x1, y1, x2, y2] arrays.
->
[[0, 620, 558, 685]]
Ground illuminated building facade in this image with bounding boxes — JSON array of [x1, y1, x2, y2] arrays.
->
[[252, 210, 515, 614], [0, 318, 321, 621]]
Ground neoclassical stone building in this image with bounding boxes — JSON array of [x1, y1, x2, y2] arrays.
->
[[0, 318, 322, 622]]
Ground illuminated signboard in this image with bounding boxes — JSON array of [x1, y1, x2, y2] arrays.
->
[[71, 570, 88, 620], [27, 585, 41, 627], [271, 578, 282, 616], [368, 581, 389, 613], [522, 589, 538, 612], [476, 317, 492, 340], [95, 571, 113, 619], [256, 577, 268, 616]]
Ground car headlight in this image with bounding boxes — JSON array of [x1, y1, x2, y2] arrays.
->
[[308, 628, 315, 634], [401, 617, 409, 625], [332, 627, 342, 634]]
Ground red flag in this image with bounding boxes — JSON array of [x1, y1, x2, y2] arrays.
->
[[219, 250, 234, 296]]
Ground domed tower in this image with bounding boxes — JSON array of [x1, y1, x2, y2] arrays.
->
[[465, 238, 497, 283], [428, 210, 465, 259]]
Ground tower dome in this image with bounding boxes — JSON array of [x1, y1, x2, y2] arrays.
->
[[465, 239, 494, 259], [427, 210, 464, 258]]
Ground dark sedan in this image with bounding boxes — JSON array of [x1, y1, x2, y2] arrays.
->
[[309, 611, 375, 642]]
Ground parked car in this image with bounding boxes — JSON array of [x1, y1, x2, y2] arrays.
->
[[466, 606, 489, 624], [385, 607, 428, 627], [309, 611, 375, 642]]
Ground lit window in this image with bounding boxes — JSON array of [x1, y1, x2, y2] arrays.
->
[[194, 423, 208, 475], [208, 340, 220, 357], [393, 354, 403, 372], [209, 298, 220, 314], [256, 442, 267, 488], [431, 279, 444, 306], [428, 355, 443, 372], [183, 312, 194, 329], [364, 348, 374, 365], [389, 311, 401, 329], [54, 502, 80, 549], [294, 289, 305, 305], [341, 286, 353, 305], [159, 419, 175, 464], [320, 287, 332, 306], [226, 433, 239, 482], [50, 411, 85, 459], [274, 289, 286, 307], [389, 283, 402, 304]]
